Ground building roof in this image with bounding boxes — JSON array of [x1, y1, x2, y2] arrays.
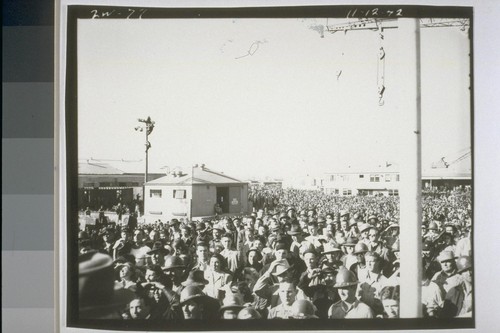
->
[[145, 166, 246, 186], [79, 162, 126, 175], [79, 159, 166, 175]]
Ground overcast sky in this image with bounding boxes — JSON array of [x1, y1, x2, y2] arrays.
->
[[77, 17, 471, 180]]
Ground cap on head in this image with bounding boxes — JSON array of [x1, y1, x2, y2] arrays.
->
[[334, 268, 358, 288], [290, 299, 318, 319]]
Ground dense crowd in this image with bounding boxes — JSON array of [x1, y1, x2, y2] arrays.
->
[[78, 187, 472, 321]]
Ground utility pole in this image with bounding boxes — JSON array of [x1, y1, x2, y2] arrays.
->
[[135, 116, 155, 216]]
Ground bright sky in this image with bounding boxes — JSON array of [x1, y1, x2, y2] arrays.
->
[[77, 18, 470, 180]]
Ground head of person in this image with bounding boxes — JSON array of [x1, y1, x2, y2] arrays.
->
[[368, 228, 380, 244], [334, 268, 358, 303], [380, 286, 400, 318], [221, 235, 233, 250], [272, 261, 293, 283], [253, 237, 265, 252], [209, 253, 226, 273], [242, 267, 260, 290], [354, 242, 369, 264], [128, 296, 152, 319], [149, 230, 159, 242], [290, 299, 318, 319], [145, 265, 163, 283], [133, 229, 145, 246], [247, 249, 262, 266], [196, 242, 209, 263], [303, 250, 318, 270], [307, 222, 318, 236], [212, 226, 223, 240], [438, 251, 457, 274], [278, 282, 297, 306], [162, 255, 185, 283], [274, 243, 289, 261], [220, 293, 244, 319], [180, 285, 206, 319], [364, 251, 381, 273], [118, 262, 135, 281]]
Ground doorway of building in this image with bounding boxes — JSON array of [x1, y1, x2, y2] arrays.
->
[[216, 187, 229, 214]]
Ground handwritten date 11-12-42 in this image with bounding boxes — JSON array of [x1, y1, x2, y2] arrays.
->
[[347, 8, 403, 19]]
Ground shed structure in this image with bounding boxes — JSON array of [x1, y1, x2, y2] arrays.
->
[[144, 165, 249, 223]]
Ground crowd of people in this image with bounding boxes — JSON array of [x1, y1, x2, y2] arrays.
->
[[78, 187, 472, 322]]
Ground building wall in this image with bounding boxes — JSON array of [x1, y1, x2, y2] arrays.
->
[[192, 185, 217, 217], [144, 185, 192, 223], [322, 172, 400, 196]]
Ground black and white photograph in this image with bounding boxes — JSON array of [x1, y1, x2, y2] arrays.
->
[[57, 1, 474, 331]]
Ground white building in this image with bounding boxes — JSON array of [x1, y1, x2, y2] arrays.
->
[[322, 164, 400, 196], [143, 165, 249, 223]]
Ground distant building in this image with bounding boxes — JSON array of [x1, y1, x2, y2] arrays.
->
[[144, 165, 249, 223], [321, 164, 400, 196], [78, 160, 164, 210]]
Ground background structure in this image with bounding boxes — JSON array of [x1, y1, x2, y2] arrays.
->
[[2, 1, 500, 333]]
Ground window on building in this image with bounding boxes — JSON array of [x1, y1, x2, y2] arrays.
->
[[150, 189, 162, 198], [131, 182, 139, 187], [385, 174, 391, 182], [330, 175, 335, 181], [99, 182, 111, 187], [396, 174, 400, 182], [334, 189, 340, 195], [83, 182, 95, 188], [370, 175, 380, 182], [342, 188, 352, 196], [118, 182, 127, 187], [320, 179, 324, 186], [388, 189, 400, 196], [173, 189, 186, 199], [359, 174, 364, 178]]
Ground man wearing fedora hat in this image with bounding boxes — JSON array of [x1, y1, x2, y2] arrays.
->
[[147, 241, 170, 267], [162, 255, 186, 294], [180, 285, 220, 320], [220, 293, 245, 319], [328, 268, 373, 319], [288, 224, 308, 259]]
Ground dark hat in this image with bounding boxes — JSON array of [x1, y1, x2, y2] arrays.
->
[[275, 241, 288, 252], [322, 242, 342, 254], [287, 224, 303, 236], [220, 293, 244, 312], [196, 222, 206, 231], [170, 219, 180, 226], [343, 237, 358, 246], [179, 285, 207, 305], [147, 241, 170, 256], [79, 251, 135, 318], [113, 254, 136, 265], [182, 270, 208, 287]]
